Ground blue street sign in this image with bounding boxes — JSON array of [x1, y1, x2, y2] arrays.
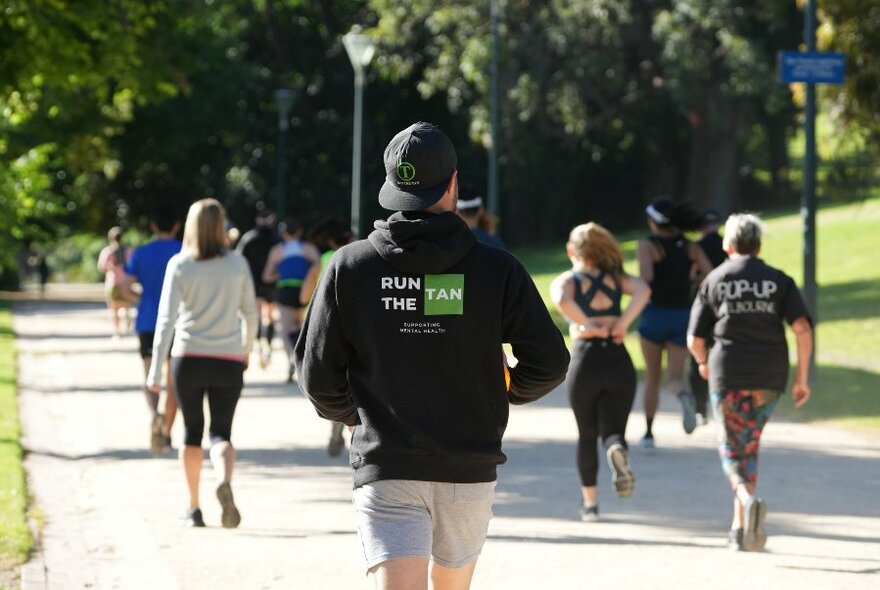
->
[[778, 51, 846, 84]]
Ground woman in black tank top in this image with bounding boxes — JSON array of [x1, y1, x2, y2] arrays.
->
[[551, 222, 650, 521], [636, 199, 713, 449]]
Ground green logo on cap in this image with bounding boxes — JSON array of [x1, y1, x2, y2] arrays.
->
[[397, 162, 416, 182], [424, 274, 464, 315]]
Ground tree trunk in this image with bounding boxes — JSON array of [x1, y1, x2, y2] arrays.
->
[[685, 86, 742, 213], [764, 111, 792, 201]]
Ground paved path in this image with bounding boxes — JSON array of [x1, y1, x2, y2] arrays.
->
[[13, 300, 880, 589]]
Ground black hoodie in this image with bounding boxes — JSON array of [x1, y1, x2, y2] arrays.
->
[[294, 211, 569, 487]]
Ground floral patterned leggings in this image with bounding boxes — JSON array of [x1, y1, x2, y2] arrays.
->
[[710, 389, 781, 491]]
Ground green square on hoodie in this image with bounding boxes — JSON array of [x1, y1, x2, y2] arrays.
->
[[424, 274, 464, 315]]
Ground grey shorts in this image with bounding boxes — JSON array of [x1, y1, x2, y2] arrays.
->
[[353, 479, 496, 571]]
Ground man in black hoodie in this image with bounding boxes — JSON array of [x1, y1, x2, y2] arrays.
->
[[294, 122, 569, 589]]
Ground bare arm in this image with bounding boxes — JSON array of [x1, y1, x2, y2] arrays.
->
[[299, 263, 321, 306], [636, 240, 655, 285], [688, 241, 714, 284], [687, 334, 710, 380], [305, 243, 321, 263], [261, 245, 282, 284], [120, 272, 140, 302], [611, 273, 651, 343], [97, 248, 109, 273], [791, 316, 812, 408], [549, 272, 609, 339]]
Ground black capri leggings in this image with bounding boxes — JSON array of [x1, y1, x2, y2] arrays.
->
[[567, 338, 637, 487], [172, 356, 244, 447]]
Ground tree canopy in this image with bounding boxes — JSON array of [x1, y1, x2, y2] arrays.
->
[[0, 0, 876, 285]]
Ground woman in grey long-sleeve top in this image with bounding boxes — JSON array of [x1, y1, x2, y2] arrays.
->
[[147, 198, 258, 529]]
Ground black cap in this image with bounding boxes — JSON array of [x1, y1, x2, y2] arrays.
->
[[379, 122, 457, 211]]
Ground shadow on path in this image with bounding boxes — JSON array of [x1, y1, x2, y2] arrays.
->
[[495, 437, 880, 547]]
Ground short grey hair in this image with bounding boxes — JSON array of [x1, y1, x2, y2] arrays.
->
[[723, 213, 764, 255]]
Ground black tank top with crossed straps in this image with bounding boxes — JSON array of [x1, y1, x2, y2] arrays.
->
[[571, 270, 622, 318]]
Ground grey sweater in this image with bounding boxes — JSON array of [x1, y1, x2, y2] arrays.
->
[[147, 251, 258, 387]]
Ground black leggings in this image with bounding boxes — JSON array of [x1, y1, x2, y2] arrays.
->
[[567, 339, 636, 487], [172, 356, 244, 447]]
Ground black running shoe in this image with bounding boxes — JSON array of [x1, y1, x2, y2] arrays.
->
[[216, 482, 241, 529], [743, 496, 767, 551], [606, 443, 635, 498], [183, 507, 205, 528], [678, 391, 697, 434], [728, 528, 744, 551]]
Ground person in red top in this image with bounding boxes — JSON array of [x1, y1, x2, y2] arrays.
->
[[97, 226, 136, 338]]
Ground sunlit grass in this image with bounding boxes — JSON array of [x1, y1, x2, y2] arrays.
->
[[0, 302, 32, 568]]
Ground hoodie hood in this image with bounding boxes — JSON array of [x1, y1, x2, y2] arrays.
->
[[368, 211, 476, 274]]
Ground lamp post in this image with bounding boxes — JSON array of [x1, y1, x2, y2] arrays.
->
[[487, 0, 501, 216], [273, 88, 297, 222], [802, 0, 818, 383], [342, 29, 376, 238]]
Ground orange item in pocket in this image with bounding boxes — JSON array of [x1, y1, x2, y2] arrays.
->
[[503, 364, 511, 391]]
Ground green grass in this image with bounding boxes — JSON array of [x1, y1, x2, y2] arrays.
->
[[0, 302, 32, 567], [516, 198, 880, 431]]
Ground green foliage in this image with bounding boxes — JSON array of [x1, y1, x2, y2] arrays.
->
[[369, 0, 811, 237], [48, 234, 107, 284], [0, 302, 33, 566], [823, 0, 880, 141], [0, 145, 63, 288], [0, 0, 179, 284], [1, 0, 878, 266]]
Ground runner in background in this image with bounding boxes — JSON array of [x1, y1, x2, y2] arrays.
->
[[123, 205, 182, 453], [551, 222, 650, 521], [300, 218, 355, 457], [688, 213, 812, 551], [97, 226, 136, 338], [147, 198, 257, 528], [637, 198, 713, 449], [236, 209, 281, 368], [457, 193, 506, 249], [689, 209, 729, 423], [262, 218, 320, 382]]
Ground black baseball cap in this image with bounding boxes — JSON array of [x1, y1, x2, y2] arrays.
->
[[378, 122, 457, 211]]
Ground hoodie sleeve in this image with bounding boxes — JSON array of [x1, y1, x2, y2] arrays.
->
[[237, 254, 259, 356], [502, 258, 570, 404], [293, 258, 357, 425]]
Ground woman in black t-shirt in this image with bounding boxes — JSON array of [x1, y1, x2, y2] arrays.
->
[[688, 213, 812, 552], [637, 199, 712, 448]]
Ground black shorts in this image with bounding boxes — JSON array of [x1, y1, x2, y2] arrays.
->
[[255, 282, 277, 303], [277, 286, 305, 309], [138, 331, 173, 359], [139, 332, 155, 359]]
